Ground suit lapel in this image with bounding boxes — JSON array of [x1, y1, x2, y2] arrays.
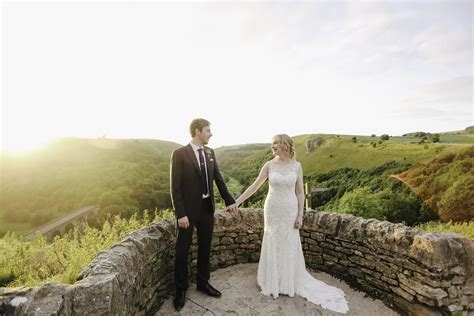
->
[[184, 144, 202, 179], [204, 147, 215, 182]]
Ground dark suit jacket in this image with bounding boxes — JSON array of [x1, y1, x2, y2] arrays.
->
[[170, 144, 235, 221]]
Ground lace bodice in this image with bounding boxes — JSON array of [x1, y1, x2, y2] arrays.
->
[[267, 160, 299, 195]]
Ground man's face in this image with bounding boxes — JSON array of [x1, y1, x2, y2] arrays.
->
[[196, 126, 212, 145]]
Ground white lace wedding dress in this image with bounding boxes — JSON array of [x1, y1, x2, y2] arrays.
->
[[257, 160, 349, 314]]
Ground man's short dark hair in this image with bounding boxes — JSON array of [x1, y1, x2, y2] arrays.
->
[[189, 118, 210, 137]]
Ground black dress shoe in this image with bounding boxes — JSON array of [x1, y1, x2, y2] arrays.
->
[[173, 289, 186, 311], [197, 283, 222, 297]]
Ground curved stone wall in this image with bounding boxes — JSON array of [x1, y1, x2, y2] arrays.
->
[[1, 209, 472, 315], [300, 211, 474, 315]]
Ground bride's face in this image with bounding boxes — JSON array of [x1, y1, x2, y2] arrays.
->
[[271, 139, 287, 157]]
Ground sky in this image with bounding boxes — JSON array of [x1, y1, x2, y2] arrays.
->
[[1, 0, 473, 154]]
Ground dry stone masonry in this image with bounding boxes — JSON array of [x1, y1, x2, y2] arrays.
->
[[1, 209, 472, 315]]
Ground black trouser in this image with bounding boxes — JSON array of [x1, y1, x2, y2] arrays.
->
[[174, 197, 214, 291]]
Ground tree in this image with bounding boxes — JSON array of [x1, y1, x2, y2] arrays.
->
[[431, 134, 440, 143], [380, 134, 389, 141], [338, 187, 385, 220]]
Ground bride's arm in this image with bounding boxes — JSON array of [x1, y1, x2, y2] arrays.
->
[[295, 162, 305, 218], [235, 162, 269, 206]]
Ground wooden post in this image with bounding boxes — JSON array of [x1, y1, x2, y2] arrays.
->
[[304, 182, 312, 210]]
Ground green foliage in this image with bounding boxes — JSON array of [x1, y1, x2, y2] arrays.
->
[[438, 177, 474, 221], [215, 144, 273, 207], [336, 187, 434, 225], [0, 210, 174, 288], [431, 134, 440, 143], [307, 161, 438, 225], [400, 146, 474, 222], [380, 134, 390, 141], [0, 138, 179, 236], [416, 220, 474, 240]]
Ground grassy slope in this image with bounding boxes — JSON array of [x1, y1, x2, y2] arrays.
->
[[294, 134, 471, 175]]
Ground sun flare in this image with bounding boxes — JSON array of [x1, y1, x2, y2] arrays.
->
[[1, 136, 54, 156]]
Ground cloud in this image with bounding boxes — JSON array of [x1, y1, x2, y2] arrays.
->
[[387, 76, 473, 123], [402, 76, 472, 106]]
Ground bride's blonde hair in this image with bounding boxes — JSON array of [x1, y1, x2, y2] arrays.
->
[[272, 134, 295, 159]]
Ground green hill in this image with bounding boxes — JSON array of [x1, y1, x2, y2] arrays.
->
[[0, 138, 181, 236], [215, 132, 472, 177], [394, 146, 473, 222], [294, 134, 472, 175]]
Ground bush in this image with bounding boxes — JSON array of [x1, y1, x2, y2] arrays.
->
[[336, 186, 433, 225], [431, 134, 440, 143], [416, 220, 474, 240], [0, 210, 173, 288]]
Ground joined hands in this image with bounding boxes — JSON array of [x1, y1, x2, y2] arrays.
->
[[226, 203, 238, 213], [178, 203, 239, 229]]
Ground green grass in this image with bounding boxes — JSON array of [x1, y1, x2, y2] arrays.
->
[[416, 220, 474, 240], [439, 134, 474, 143], [335, 134, 474, 144], [293, 134, 470, 174]]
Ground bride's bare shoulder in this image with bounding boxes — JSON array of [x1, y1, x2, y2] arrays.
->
[[264, 159, 274, 167]]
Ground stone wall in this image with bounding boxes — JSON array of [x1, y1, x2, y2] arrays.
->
[[0, 219, 176, 315], [299, 211, 474, 315], [1, 209, 472, 315]]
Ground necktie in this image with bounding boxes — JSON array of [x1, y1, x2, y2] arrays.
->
[[197, 148, 209, 196]]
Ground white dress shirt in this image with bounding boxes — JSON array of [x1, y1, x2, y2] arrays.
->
[[190, 141, 210, 198]]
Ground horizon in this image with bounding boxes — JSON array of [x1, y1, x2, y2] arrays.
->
[[1, 125, 471, 158], [2, 1, 472, 155]]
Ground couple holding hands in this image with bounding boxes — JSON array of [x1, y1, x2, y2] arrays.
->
[[170, 118, 348, 313]]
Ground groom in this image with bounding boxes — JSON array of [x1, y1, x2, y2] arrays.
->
[[170, 118, 237, 311]]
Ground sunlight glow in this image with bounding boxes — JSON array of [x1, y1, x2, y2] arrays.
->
[[1, 135, 54, 156], [2, 2, 472, 152]]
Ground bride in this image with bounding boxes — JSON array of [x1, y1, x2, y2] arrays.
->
[[235, 134, 349, 314]]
